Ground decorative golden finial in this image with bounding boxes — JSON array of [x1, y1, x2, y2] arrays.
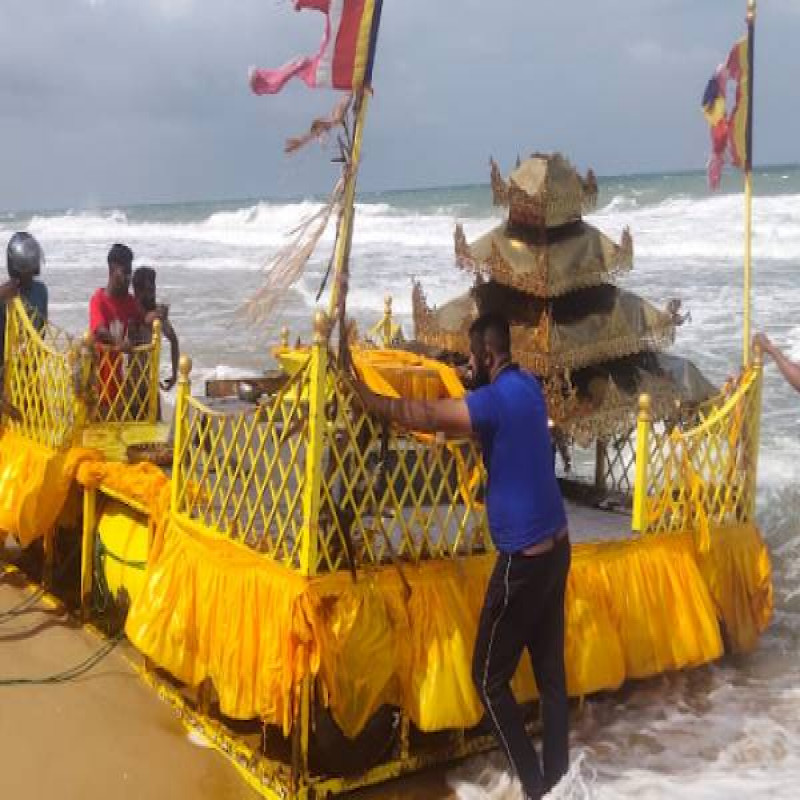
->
[[384, 295, 392, 314], [747, 0, 756, 23], [280, 326, 289, 349], [638, 393, 652, 415], [313, 310, 329, 344], [152, 318, 162, 339], [82, 330, 94, 348], [178, 354, 192, 382]]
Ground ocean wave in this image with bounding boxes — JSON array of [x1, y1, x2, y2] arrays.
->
[[590, 192, 800, 261]]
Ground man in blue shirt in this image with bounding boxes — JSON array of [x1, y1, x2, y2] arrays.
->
[[356, 312, 570, 799]]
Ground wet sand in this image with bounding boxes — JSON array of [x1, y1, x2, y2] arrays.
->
[[0, 563, 458, 800], [0, 566, 254, 800]]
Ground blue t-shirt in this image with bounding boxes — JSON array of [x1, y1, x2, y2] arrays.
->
[[0, 280, 48, 364], [466, 366, 567, 554]]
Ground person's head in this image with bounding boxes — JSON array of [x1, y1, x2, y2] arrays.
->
[[107, 243, 133, 297], [468, 312, 512, 388], [7, 232, 43, 289], [132, 266, 157, 311]]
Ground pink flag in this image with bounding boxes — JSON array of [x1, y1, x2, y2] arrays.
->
[[250, 0, 382, 95]]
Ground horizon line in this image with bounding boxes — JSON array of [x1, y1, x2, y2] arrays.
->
[[3, 161, 799, 217]]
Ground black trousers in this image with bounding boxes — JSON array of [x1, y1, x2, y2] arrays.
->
[[472, 536, 571, 798]]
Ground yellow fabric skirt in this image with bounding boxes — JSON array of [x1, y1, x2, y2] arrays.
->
[[0, 430, 99, 547], [126, 516, 772, 738]]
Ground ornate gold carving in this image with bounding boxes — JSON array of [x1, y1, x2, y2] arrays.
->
[[581, 168, 598, 211], [490, 157, 509, 207], [453, 224, 475, 271], [453, 226, 634, 298]]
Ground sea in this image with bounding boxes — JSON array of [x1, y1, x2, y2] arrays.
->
[[2, 165, 800, 798]]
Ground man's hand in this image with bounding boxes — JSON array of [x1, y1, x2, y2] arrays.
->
[[160, 374, 177, 391], [753, 332, 775, 358], [0, 396, 22, 423], [0, 279, 20, 304]]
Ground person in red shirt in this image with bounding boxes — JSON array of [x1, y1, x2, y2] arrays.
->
[[89, 243, 145, 406]]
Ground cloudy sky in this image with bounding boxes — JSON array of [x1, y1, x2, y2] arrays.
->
[[1, 0, 798, 211]]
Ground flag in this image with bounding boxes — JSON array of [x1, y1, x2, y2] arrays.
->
[[250, 0, 383, 95], [701, 38, 749, 189]]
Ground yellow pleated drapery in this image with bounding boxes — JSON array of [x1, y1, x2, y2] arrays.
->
[[0, 429, 100, 547], [126, 512, 771, 738]]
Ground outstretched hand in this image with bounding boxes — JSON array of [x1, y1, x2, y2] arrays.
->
[[752, 332, 775, 358]]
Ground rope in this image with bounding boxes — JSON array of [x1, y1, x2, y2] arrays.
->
[[0, 633, 123, 687], [0, 540, 80, 623]]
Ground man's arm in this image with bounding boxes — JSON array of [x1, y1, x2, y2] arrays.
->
[[161, 320, 180, 391], [754, 332, 800, 393], [355, 381, 473, 437], [0, 279, 19, 304]]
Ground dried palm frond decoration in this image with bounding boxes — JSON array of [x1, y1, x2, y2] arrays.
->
[[239, 174, 345, 325], [239, 95, 358, 326]]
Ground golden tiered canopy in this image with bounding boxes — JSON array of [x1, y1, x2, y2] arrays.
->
[[413, 281, 675, 377]]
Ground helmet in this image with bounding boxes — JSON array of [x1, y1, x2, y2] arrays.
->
[[7, 232, 43, 280]]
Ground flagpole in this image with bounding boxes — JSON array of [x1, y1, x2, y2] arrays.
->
[[743, 0, 756, 366], [329, 88, 370, 359]]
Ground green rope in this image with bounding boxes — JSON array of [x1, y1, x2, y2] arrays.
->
[[0, 633, 123, 686]]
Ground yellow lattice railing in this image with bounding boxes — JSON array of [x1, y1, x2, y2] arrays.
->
[[3, 299, 164, 448], [87, 320, 162, 425], [315, 366, 488, 574], [3, 298, 80, 449], [632, 363, 762, 538], [171, 317, 489, 575], [171, 355, 310, 566]]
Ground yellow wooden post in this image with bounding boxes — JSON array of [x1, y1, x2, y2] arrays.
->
[[296, 311, 329, 785], [171, 355, 192, 514], [149, 318, 163, 422], [81, 486, 97, 622], [299, 310, 329, 578], [74, 331, 94, 434], [382, 295, 393, 348], [631, 393, 652, 533]]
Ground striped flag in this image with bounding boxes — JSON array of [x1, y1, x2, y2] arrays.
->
[[250, 0, 383, 95], [701, 38, 749, 189]]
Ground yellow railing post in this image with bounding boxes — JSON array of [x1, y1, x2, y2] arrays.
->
[[149, 318, 162, 422], [71, 333, 94, 442], [631, 393, 652, 533], [280, 325, 290, 350], [299, 310, 329, 578], [381, 295, 393, 348], [170, 355, 192, 514], [295, 311, 330, 789], [80, 486, 97, 622]]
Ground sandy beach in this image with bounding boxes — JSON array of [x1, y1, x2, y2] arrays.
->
[[0, 562, 457, 800], [0, 565, 256, 800]]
